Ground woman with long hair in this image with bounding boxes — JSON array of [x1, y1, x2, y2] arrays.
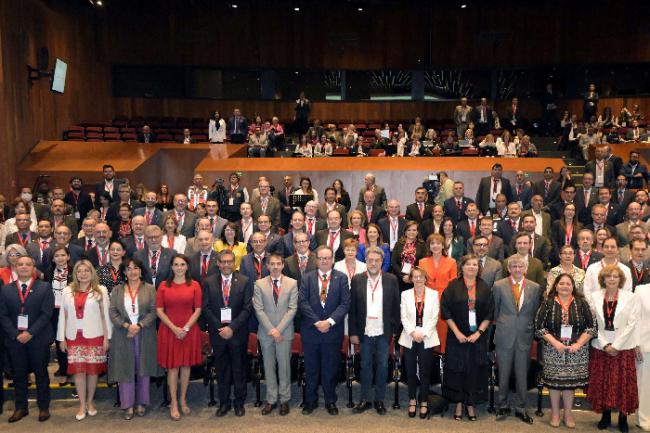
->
[[45, 246, 73, 381], [550, 203, 581, 263], [357, 223, 391, 272], [162, 215, 187, 254], [391, 221, 427, 292], [57, 260, 112, 420], [97, 240, 127, 295], [332, 179, 351, 211], [156, 254, 203, 420]]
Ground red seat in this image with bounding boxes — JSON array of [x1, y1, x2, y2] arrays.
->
[[247, 333, 258, 356], [104, 132, 121, 140], [86, 126, 103, 133], [291, 333, 303, 356], [194, 134, 208, 142], [103, 126, 119, 133], [157, 133, 173, 141], [120, 127, 135, 134], [121, 133, 137, 140], [86, 132, 103, 139], [461, 148, 479, 155], [368, 149, 385, 157], [332, 148, 350, 156], [66, 132, 85, 140]]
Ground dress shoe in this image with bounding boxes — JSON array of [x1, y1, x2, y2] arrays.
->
[[374, 401, 386, 415], [619, 414, 629, 433], [8, 409, 28, 423], [75, 411, 87, 421], [301, 403, 316, 415], [38, 409, 50, 422], [598, 410, 611, 430], [234, 405, 245, 417], [353, 400, 372, 414], [325, 403, 339, 415], [124, 408, 134, 420], [215, 404, 231, 417], [87, 407, 98, 417], [466, 406, 478, 421], [515, 410, 534, 424], [279, 403, 290, 416], [496, 407, 510, 420], [261, 403, 276, 415]]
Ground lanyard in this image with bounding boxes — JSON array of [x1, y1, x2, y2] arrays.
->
[[415, 289, 425, 316], [633, 264, 645, 282], [222, 278, 231, 306], [389, 217, 399, 240], [167, 235, 175, 249], [96, 246, 107, 266], [17, 280, 35, 314], [126, 282, 140, 314], [555, 295, 574, 325], [565, 224, 573, 245], [465, 278, 476, 310], [18, 232, 31, 247], [580, 250, 591, 269], [109, 265, 120, 283], [254, 255, 264, 278], [345, 261, 356, 281], [328, 230, 340, 249], [241, 219, 252, 236], [367, 272, 381, 303]]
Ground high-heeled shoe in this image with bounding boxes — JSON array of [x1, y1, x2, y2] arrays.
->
[[75, 410, 87, 421], [87, 407, 98, 417], [170, 407, 181, 421], [408, 402, 417, 418], [465, 406, 477, 421], [419, 404, 429, 419], [454, 404, 463, 421]]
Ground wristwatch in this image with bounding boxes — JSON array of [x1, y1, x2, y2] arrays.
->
[[477, 329, 484, 335]]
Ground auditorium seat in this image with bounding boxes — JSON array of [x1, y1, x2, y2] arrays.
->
[[194, 134, 208, 142], [120, 127, 135, 134], [86, 138, 103, 142], [368, 149, 385, 156], [157, 133, 173, 141], [121, 132, 137, 141], [65, 131, 85, 140], [86, 126, 103, 134], [86, 131, 103, 139], [103, 126, 119, 134], [104, 132, 121, 140]]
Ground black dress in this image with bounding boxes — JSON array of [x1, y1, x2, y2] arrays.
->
[[441, 277, 494, 405]]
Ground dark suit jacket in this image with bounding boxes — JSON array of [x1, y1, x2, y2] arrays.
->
[[246, 232, 283, 255], [584, 223, 618, 237], [584, 160, 616, 189], [0, 279, 54, 343], [317, 203, 348, 228], [457, 219, 480, 242], [251, 196, 282, 228], [133, 207, 164, 226], [283, 253, 318, 288], [348, 272, 400, 341], [575, 187, 599, 224], [137, 132, 158, 143], [532, 179, 561, 205], [298, 269, 350, 344], [239, 253, 270, 283], [377, 216, 407, 247], [496, 218, 521, 255], [475, 176, 512, 215], [548, 201, 583, 222], [64, 191, 94, 221], [443, 196, 475, 223], [202, 272, 252, 346], [277, 186, 298, 229], [511, 184, 533, 210], [573, 250, 603, 271], [188, 251, 220, 284], [94, 179, 125, 205], [279, 231, 317, 257], [405, 203, 433, 224], [315, 228, 354, 261], [106, 200, 144, 223], [160, 210, 197, 238], [622, 162, 649, 190], [227, 116, 249, 137], [133, 247, 175, 288], [607, 155, 624, 178], [471, 105, 494, 128], [40, 243, 84, 272], [355, 204, 386, 227], [4, 231, 37, 247], [612, 189, 635, 210]]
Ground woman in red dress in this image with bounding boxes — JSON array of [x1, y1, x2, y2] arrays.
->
[[57, 259, 112, 420], [156, 254, 202, 421], [418, 233, 457, 353]]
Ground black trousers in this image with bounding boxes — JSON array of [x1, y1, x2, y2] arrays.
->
[[0, 337, 4, 408], [6, 338, 50, 411], [51, 308, 68, 374], [213, 341, 248, 406], [404, 342, 434, 402]]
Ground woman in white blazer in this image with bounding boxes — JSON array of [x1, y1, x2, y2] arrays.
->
[[57, 260, 113, 421], [208, 111, 226, 143], [634, 282, 650, 431], [399, 267, 440, 419], [587, 264, 639, 432]]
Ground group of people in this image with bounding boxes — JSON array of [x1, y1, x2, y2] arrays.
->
[[1, 152, 650, 432]]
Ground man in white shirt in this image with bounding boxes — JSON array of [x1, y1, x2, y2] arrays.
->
[[377, 200, 405, 252], [237, 203, 255, 244]]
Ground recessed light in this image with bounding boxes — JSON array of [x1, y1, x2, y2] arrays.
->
[[461, 4, 467, 8], [96, 0, 103, 5], [231, 3, 238, 8], [294, 7, 300, 11], [358, 7, 363, 11]]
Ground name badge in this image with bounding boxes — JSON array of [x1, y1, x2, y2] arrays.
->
[[74, 211, 81, 219], [367, 303, 380, 320], [228, 197, 234, 206], [401, 262, 412, 275], [560, 325, 573, 341], [468, 309, 477, 331], [221, 307, 232, 323], [54, 289, 63, 308], [17, 314, 29, 331], [604, 330, 616, 344]]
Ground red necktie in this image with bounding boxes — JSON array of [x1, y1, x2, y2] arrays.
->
[[456, 199, 462, 210], [307, 218, 315, 234], [418, 203, 424, 219], [201, 254, 209, 278], [493, 179, 498, 194], [470, 221, 476, 237]]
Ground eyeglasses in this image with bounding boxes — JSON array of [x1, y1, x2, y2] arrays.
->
[[317, 256, 332, 261], [7, 253, 21, 257]]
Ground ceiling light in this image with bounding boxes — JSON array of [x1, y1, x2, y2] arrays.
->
[[294, 7, 300, 11], [461, 4, 467, 8], [231, 3, 238, 8], [358, 7, 363, 11], [96, 0, 103, 4]]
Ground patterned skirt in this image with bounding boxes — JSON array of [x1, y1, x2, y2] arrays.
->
[[67, 330, 107, 375], [540, 342, 590, 389], [587, 348, 639, 414]]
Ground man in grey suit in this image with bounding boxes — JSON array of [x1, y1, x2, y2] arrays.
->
[[253, 253, 298, 416], [357, 173, 387, 209], [493, 254, 542, 424], [185, 217, 213, 257], [134, 225, 175, 288], [251, 180, 281, 228], [160, 194, 197, 238], [205, 199, 229, 238], [471, 236, 503, 288]]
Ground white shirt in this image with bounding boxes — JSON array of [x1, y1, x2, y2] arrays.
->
[[241, 218, 254, 244], [124, 291, 140, 324], [328, 229, 341, 252], [365, 273, 384, 337], [334, 259, 367, 286], [318, 270, 332, 308], [511, 277, 525, 312], [388, 216, 400, 250], [531, 210, 543, 236]]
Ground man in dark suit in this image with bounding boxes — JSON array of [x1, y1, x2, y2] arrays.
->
[[247, 215, 283, 255], [548, 184, 579, 221], [227, 108, 248, 144], [106, 184, 144, 224], [134, 191, 164, 226], [574, 229, 603, 271], [0, 256, 54, 422], [532, 167, 561, 206], [278, 175, 298, 231], [240, 232, 270, 283], [584, 204, 618, 238], [496, 202, 523, 256], [279, 211, 317, 257], [160, 194, 197, 238], [317, 187, 348, 228], [444, 181, 475, 224], [612, 174, 635, 211], [5, 212, 37, 247], [457, 203, 480, 242], [283, 232, 318, 287], [405, 187, 433, 224], [596, 187, 622, 226], [202, 250, 253, 417], [604, 145, 623, 179], [377, 200, 406, 252], [188, 230, 220, 284], [299, 246, 350, 415], [471, 235, 504, 287], [622, 151, 648, 190], [64, 176, 94, 222], [134, 225, 174, 288], [505, 97, 525, 132], [357, 174, 387, 209], [316, 210, 353, 261], [356, 190, 386, 227], [494, 255, 541, 424], [625, 239, 650, 291], [94, 164, 124, 206], [511, 170, 533, 210], [472, 97, 494, 136], [40, 225, 85, 272], [467, 217, 504, 261], [121, 215, 147, 257], [304, 200, 327, 238], [514, 214, 552, 266], [521, 195, 552, 239], [48, 199, 79, 238], [584, 146, 616, 189], [349, 247, 400, 415], [575, 172, 598, 225], [136, 125, 157, 143], [475, 164, 512, 215], [84, 222, 112, 268]]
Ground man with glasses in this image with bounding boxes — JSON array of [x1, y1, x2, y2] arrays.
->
[[40, 225, 84, 272], [471, 235, 503, 288], [134, 225, 174, 288], [299, 246, 350, 416], [240, 232, 270, 283], [279, 211, 317, 258], [83, 222, 113, 268], [161, 194, 196, 238], [248, 214, 282, 254]]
